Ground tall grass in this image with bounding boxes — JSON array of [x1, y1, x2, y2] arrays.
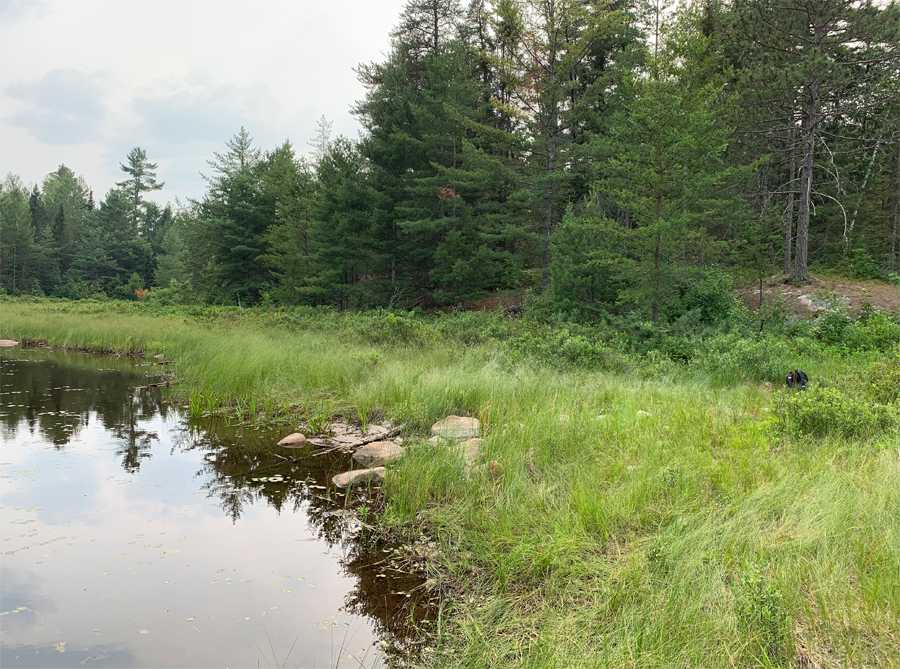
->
[[2, 298, 898, 668]]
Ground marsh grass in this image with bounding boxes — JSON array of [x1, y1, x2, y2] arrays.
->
[[2, 299, 898, 668]]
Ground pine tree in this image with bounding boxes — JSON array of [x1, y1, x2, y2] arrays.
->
[[590, 17, 744, 323], [309, 116, 334, 164], [0, 175, 38, 294], [117, 147, 164, 218]]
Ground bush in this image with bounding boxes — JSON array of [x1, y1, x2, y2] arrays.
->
[[812, 306, 900, 353], [776, 386, 898, 439], [861, 356, 900, 405], [734, 562, 791, 662], [694, 334, 802, 384], [845, 311, 900, 352], [502, 329, 627, 371]]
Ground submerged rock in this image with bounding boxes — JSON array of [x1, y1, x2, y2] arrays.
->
[[277, 433, 307, 447], [332, 467, 386, 489], [353, 441, 403, 467], [0, 339, 19, 347], [431, 415, 480, 439]]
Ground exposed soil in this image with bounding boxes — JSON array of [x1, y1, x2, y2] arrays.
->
[[739, 276, 899, 317]]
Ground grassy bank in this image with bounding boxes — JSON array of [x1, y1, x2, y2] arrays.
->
[[2, 298, 898, 668]]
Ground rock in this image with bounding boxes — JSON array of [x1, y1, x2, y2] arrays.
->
[[332, 467, 386, 489], [458, 438, 482, 467], [153, 353, 165, 359], [277, 433, 307, 447], [636, 410, 652, 418], [0, 339, 19, 347], [363, 424, 389, 437], [431, 415, 480, 440], [353, 441, 403, 467]]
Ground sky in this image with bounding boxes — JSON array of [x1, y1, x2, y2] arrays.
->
[[0, 0, 406, 203]]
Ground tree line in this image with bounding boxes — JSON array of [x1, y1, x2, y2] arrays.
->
[[2, 0, 898, 324]]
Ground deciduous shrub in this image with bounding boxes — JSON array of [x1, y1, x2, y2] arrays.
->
[[776, 386, 898, 438], [694, 334, 799, 384], [734, 562, 791, 662]]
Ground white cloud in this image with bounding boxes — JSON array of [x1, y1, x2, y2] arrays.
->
[[6, 69, 108, 144], [0, 0, 405, 202]]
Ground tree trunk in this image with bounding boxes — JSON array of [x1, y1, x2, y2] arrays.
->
[[784, 123, 796, 275], [793, 76, 818, 283]]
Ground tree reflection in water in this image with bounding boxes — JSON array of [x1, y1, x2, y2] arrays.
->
[[1, 348, 437, 662]]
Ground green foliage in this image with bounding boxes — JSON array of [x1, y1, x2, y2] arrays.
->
[[849, 247, 880, 279], [776, 385, 898, 439], [734, 562, 791, 662], [502, 329, 627, 371], [694, 333, 803, 383], [863, 356, 900, 405], [813, 308, 900, 352]]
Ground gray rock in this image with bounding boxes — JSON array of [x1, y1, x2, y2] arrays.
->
[[332, 467, 386, 489], [353, 441, 403, 467], [431, 415, 480, 439], [277, 433, 307, 447]]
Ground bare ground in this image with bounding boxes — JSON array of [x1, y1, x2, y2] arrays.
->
[[739, 276, 899, 317]]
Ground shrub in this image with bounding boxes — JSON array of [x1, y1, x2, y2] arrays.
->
[[845, 311, 900, 352], [734, 562, 791, 662], [812, 309, 853, 347], [861, 357, 900, 405], [694, 334, 800, 384], [502, 329, 627, 371], [776, 386, 898, 439]]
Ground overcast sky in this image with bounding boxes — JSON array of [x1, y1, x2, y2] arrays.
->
[[0, 0, 406, 203]]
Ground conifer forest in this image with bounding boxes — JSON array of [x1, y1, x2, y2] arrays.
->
[[2, 0, 898, 320]]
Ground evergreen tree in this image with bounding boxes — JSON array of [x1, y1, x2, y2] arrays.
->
[[40, 165, 89, 276], [117, 147, 165, 229], [262, 142, 319, 304], [0, 175, 38, 294], [583, 17, 744, 322]]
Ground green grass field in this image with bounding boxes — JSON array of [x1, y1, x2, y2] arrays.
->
[[2, 298, 898, 668]]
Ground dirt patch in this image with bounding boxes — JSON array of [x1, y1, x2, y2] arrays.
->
[[435, 292, 525, 314], [739, 276, 899, 317]]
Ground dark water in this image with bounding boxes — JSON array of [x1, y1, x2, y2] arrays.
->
[[0, 349, 428, 668]]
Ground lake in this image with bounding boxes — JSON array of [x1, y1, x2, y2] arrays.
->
[[0, 348, 428, 668]]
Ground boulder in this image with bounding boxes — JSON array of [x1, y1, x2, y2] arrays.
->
[[277, 433, 307, 447], [458, 438, 483, 467], [0, 339, 19, 347], [431, 415, 480, 440], [332, 467, 386, 489], [353, 441, 403, 467]]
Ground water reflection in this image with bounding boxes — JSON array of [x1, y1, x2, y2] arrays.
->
[[1, 349, 431, 668]]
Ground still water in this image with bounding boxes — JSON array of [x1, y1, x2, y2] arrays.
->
[[0, 348, 424, 668]]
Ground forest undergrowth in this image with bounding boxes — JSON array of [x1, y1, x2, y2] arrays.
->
[[2, 297, 898, 668]]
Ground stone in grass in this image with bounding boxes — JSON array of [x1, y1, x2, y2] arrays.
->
[[353, 441, 403, 467], [0, 339, 19, 347], [277, 433, 307, 447], [332, 467, 386, 489], [458, 438, 482, 467], [431, 416, 480, 440]]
